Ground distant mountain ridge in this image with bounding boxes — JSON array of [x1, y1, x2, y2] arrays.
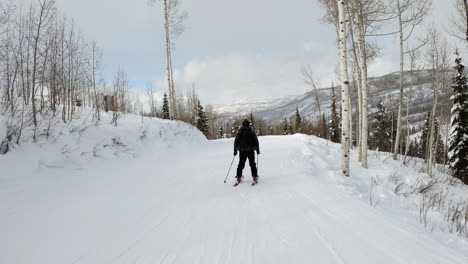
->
[[213, 69, 445, 126]]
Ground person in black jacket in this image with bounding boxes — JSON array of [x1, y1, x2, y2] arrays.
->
[[234, 119, 260, 183]]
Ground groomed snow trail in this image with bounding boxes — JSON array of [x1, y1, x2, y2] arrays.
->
[[1, 135, 468, 264]]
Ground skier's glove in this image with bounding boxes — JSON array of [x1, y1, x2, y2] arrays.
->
[[234, 150, 238, 156], [256, 150, 260, 155]]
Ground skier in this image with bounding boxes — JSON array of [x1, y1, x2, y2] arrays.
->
[[234, 119, 260, 184]]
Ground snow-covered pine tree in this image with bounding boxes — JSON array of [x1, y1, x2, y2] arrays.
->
[[420, 112, 444, 163], [162, 93, 170, 119], [295, 107, 302, 133], [371, 101, 393, 152], [250, 112, 255, 132], [420, 112, 431, 159], [289, 120, 294, 135], [231, 120, 240, 136], [283, 118, 288, 135], [448, 53, 468, 184], [196, 101, 209, 137], [407, 138, 418, 158], [219, 126, 224, 139], [329, 84, 341, 143]]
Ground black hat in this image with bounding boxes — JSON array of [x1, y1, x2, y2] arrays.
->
[[242, 119, 250, 127]]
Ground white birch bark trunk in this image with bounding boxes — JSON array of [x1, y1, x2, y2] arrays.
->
[[356, 69, 363, 161], [338, 0, 350, 176], [353, 6, 368, 168], [163, 0, 175, 119], [427, 87, 438, 177], [393, 0, 404, 160], [403, 70, 414, 166], [349, 17, 363, 162]]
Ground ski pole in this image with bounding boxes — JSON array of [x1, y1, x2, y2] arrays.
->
[[224, 155, 236, 183]]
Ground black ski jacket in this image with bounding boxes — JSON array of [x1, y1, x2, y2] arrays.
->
[[234, 126, 260, 152]]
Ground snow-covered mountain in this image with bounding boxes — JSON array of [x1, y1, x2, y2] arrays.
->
[[213, 70, 441, 125]]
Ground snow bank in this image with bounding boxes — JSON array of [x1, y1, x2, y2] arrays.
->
[[292, 134, 468, 242], [0, 107, 206, 179]]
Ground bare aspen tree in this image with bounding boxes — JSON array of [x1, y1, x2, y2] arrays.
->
[[347, 0, 394, 168], [338, 0, 351, 176], [29, 0, 56, 140], [186, 83, 199, 123], [392, 0, 431, 161], [317, 0, 352, 141], [146, 82, 158, 117], [450, 0, 468, 43], [151, 0, 187, 120], [403, 48, 420, 166], [301, 64, 322, 115], [0, 0, 123, 148], [90, 41, 103, 122], [300, 64, 328, 135], [348, 15, 363, 161], [425, 31, 450, 177], [350, 0, 370, 168]]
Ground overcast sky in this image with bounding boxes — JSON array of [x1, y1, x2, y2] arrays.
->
[[29, 0, 463, 105]]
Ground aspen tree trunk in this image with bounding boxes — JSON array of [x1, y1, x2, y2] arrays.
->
[[353, 6, 368, 168], [338, 0, 350, 176], [349, 17, 363, 161], [427, 88, 438, 177], [393, 0, 404, 160], [31, 9, 46, 141], [403, 71, 414, 166], [348, 83, 353, 147], [465, 0, 468, 43], [163, 0, 175, 119], [356, 69, 363, 161], [92, 43, 100, 121]]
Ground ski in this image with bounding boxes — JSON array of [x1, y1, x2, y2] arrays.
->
[[233, 177, 243, 187], [251, 177, 259, 186]]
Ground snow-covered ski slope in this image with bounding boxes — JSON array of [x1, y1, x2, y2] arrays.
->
[[1, 115, 468, 264]]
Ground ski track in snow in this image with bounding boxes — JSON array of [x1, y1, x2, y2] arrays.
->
[[1, 134, 468, 264]]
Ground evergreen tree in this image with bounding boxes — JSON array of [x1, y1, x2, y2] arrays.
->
[[329, 84, 341, 143], [231, 120, 240, 136], [420, 112, 444, 162], [258, 126, 263, 136], [371, 101, 393, 152], [408, 139, 418, 158], [250, 112, 255, 132], [320, 113, 328, 140], [289, 121, 294, 135], [283, 118, 288, 135], [196, 101, 209, 137], [162, 93, 170, 120], [219, 126, 224, 139], [295, 107, 302, 133], [448, 53, 468, 184], [420, 113, 430, 159]]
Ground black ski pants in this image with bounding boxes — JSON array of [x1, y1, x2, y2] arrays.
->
[[236, 150, 258, 178]]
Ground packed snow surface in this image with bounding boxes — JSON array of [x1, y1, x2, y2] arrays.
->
[[1, 116, 468, 264]]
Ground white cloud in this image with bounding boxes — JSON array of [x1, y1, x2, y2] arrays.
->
[[18, 0, 461, 106], [159, 45, 340, 105]]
